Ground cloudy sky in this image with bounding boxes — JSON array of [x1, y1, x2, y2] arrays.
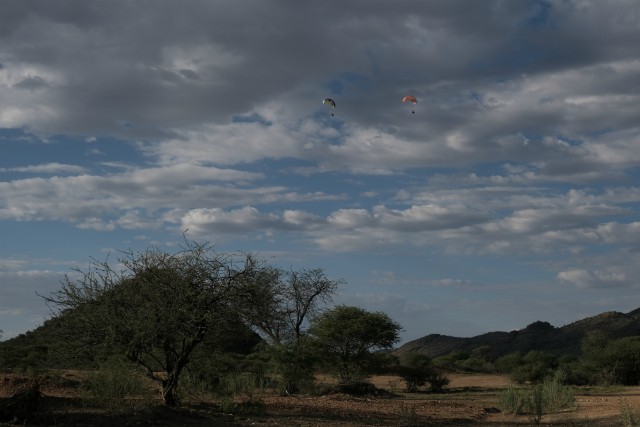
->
[[2, 0, 640, 343]]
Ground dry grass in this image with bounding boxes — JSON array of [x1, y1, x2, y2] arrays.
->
[[3, 371, 640, 426]]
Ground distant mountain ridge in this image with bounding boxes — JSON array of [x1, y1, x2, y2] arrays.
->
[[395, 309, 640, 359]]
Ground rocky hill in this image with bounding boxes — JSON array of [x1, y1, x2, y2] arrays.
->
[[395, 309, 640, 359]]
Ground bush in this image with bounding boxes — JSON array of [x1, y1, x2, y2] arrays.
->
[[552, 362, 591, 386], [0, 381, 44, 424], [257, 340, 318, 395], [495, 352, 522, 374], [331, 381, 391, 396], [432, 350, 469, 370], [181, 352, 254, 396], [541, 378, 575, 413], [498, 383, 524, 415], [396, 352, 449, 393], [619, 397, 640, 426], [498, 379, 574, 424], [425, 370, 450, 393], [217, 373, 266, 415], [398, 401, 417, 427], [509, 351, 557, 384], [455, 357, 495, 373], [582, 335, 640, 386], [83, 359, 153, 412], [396, 366, 427, 392]]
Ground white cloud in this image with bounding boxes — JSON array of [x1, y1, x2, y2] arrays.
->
[[558, 268, 629, 289], [0, 164, 287, 227], [181, 207, 281, 234], [0, 162, 86, 174]]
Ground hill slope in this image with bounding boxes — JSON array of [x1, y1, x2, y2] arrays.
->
[[396, 309, 640, 359], [0, 311, 261, 370]]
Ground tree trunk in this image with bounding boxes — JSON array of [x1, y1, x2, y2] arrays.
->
[[161, 350, 191, 406], [162, 386, 177, 406], [161, 375, 178, 406]]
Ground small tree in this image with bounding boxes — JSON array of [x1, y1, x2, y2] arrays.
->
[[397, 352, 450, 393], [236, 266, 341, 393], [310, 305, 402, 382], [44, 241, 254, 406], [397, 352, 432, 392], [237, 267, 341, 344], [511, 350, 557, 384]]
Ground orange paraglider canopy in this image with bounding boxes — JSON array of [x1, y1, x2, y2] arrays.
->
[[402, 95, 417, 113]]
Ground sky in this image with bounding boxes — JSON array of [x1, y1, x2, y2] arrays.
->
[[1, 0, 640, 344]]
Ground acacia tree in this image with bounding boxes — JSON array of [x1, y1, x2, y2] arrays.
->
[[236, 267, 341, 344], [45, 241, 254, 406], [235, 266, 341, 393], [310, 305, 402, 382]]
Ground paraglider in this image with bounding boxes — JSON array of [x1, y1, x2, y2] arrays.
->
[[323, 98, 336, 116], [402, 95, 417, 114]]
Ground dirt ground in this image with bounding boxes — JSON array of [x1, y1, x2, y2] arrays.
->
[[2, 371, 640, 426]]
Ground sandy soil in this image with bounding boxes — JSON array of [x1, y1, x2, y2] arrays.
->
[[2, 371, 640, 426]]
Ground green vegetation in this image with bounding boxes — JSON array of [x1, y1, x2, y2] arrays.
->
[[82, 358, 155, 412], [395, 352, 450, 393], [582, 333, 640, 386], [0, 240, 405, 410], [233, 264, 341, 393], [426, 330, 640, 389], [310, 305, 402, 382], [43, 241, 258, 406], [5, 239, 640, 425], [498, 379, 575, 424], [620, 397, 640, 427]]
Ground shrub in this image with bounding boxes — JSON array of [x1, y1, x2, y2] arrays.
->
[[256, 340, 318, 395], [398, 401, 418, 427], [498, 383, 524, 415], [83, 358, 153, 412], [552, 362, 591, 386], [432, 350, 469, 370], [509, 350, 557, 384], [495, 352, 522, 374], [455, 357, 494, 373], [396, 365, 428, 392], [219, 373, 266, 415], [619, 398, 640, 426], [396, 352, 449, 393], [331, 381, 392, 396], [541, 378, 575, 413], [426, 370, 450, 393], [581, 334, 640, 386], [498, 379, 574, 423]]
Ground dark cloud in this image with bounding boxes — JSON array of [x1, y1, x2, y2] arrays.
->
[[2, 1, 636, 141]]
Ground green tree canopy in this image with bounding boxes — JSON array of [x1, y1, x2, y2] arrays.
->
[[233, 265, 342, 394], [582, 333, 640, 385], [310, 305, 402, 382], [44, 241, 255, 406]]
